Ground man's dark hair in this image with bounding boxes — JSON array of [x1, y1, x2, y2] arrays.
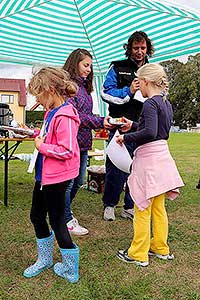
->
[[123, 31, 155, 58]]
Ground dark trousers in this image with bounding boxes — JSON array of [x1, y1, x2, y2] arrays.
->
[[30, 181, 74, 249], [102, 132, 135, 209]]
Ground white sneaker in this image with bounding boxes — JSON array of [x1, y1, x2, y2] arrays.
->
[[67, 218, 89, 236], [121, 208, 134, 220], [149, 251, 174, 260], [103, 206, 115, 221]]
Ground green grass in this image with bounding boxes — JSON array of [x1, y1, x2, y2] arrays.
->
[[0, 133, 199, 300]]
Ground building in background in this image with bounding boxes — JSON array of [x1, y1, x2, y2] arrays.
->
[[0, 78, 26, 124]]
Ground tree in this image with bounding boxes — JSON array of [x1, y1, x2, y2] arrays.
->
[[161, 53, 200, 128]]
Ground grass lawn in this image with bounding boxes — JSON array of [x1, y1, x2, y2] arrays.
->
[[0, 133, 199, 300]]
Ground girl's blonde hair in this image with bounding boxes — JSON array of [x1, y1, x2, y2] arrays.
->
[[136, 63, 169, 100], [28, 67, 78, 99]]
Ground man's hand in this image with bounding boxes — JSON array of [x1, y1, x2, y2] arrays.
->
[[130, 78, 140, 94]]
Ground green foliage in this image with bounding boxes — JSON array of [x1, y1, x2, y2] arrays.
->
[[0, 134, 199, 300], [26, 111, 44, 126], [161, 53, 200, 128]]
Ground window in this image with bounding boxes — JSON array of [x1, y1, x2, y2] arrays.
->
[[0, 94, 14, 104]]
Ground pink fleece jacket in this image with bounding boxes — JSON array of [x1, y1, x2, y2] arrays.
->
[[38, 103, 80, 185], [127, 140, 184, 211]]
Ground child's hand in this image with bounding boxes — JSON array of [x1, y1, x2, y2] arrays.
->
[[34, 136, 45, 150], [103, 116, 115, 130], [116, 134, 124, 146], [20, 123, 29, 129], [120, 117, 133, 132]]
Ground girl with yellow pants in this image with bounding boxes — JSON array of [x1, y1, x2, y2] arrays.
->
[[116, 63, 184, 266]]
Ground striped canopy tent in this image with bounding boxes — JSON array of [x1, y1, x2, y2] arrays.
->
[[0, 0, 200, 115]]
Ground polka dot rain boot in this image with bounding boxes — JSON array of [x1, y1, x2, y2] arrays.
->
[[23, 231, 54, 278], [53, 244, 79, 283]]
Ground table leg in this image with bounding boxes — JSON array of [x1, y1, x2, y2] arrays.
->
[[4, 141, 8, 206], [1, 140, 21, 206], [87, 156, 92, 190]]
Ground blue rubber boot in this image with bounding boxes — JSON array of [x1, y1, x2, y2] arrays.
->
[[23, 231, 54, 278], [53, 244, 79, 283]]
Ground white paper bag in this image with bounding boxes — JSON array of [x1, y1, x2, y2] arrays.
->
[[106, 130, 132, 173], [27, 123, 45, 174]]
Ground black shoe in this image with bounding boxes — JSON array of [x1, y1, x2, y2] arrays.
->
[[117, 249, 149, 266]]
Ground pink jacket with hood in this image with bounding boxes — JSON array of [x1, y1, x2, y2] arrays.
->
[[38, 103, 80, 185]]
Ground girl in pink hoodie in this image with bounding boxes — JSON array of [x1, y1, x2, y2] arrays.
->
[[23, 67, 80, 283]]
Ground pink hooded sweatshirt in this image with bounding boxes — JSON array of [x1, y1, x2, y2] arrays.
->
[[38, 103, 80, 185]]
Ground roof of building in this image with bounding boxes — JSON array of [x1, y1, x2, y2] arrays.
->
[[0, 78, 26, 106]]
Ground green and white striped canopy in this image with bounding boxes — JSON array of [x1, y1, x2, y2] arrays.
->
[[0, 0, 200, 76]]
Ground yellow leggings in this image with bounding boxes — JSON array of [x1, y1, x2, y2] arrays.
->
[[128, 194, 169, 262]]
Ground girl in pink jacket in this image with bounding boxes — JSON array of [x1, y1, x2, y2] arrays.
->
[[23, 67, 80, 283]]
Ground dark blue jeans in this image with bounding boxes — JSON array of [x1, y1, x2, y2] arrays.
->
[[102, 132, 135, 209], [65, 150, 88, 223]]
